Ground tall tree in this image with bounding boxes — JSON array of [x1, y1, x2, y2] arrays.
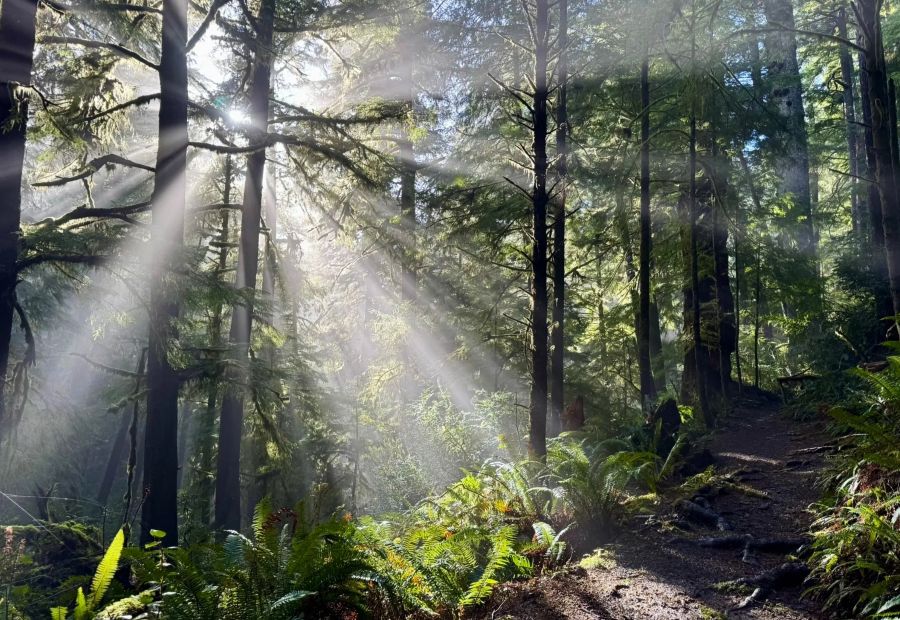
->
[[549, 0, 568, 437], [399, 60, 417, 302], [637, 52, 656, 408], [215, 0, 277, 531], [528, 0, 550, 458], [856, 0, 900, 324], [687, 0, 712, 426], [186, 155, 233, 534], [0, 0, 39, 438], [856, 34, 892, 332], [763, 0, 816, 260], [837, 7, 862, 239], [141, 0, 188, 546]]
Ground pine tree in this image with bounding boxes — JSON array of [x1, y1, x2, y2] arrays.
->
[[215, 0, 277, 532], [141, 0, 188, 547], [0, 0, 39, 439]]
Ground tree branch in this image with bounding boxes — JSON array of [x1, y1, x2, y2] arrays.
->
[[39, 36, 159, 70], [33, 155, 155, 188], [733, 26, 865, 54], [83, 93, 160, 122], [13, 302, 36, 367], [34, 202, 151, 228], [17, 253, 108, 272], [68, 353, 142, 377], [187, 0, 229, 52]]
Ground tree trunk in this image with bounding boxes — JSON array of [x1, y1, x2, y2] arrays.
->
[[188, 157, 233, 532], [857, 42, 893, 333], [97, 354, 147, 506], [637, 54, 656, 409], [176, 402, 192, 490], [763, 0, 815, 259], [214, 0, 276, 532], [889, 79, 900, 208], [399, 74, 417, 302], [687, 6, 712, 426], [837, 8, 862, 238], [713, 184, 735, 389], [0, 0, 38, 438], [754, 245, 762, 387], [734, 243, 743, 387], [857, 0, 900, 325], [248, 163, 278, 515], [528, 0, 550, 459], [549, 0, 568, 437], [683, 178, 729, 422], [859, 47, 883, 247], [615, 188, 639, 329], [649, 300, 664, 389], [141, 0, 188, 547], [97, 412, 132, 507]]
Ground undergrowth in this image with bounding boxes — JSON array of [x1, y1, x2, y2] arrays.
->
[[2, 421, 694, 619], [802, 356, 900, 619]]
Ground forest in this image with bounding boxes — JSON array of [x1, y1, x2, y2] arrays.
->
[[0, 0, 899, 617]]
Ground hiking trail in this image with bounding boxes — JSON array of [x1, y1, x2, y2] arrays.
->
[[477, 396, 830, 619]]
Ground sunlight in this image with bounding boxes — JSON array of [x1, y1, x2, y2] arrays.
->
[[1, 0, 895, 617]]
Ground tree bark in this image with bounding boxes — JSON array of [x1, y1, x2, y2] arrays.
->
[[248, 162, 278, 515], [141, 0, 188, 547], [856, 38, 893, 335], [688, 4, 711, 426], [763, 0, 815, 259], [0, 0, 38, 439], [549, 0, 568, 437], [98, 412, 132, 507], [754, 245, 762, 387], [637, 54, 656, 409], [189, 156, 232, 532], [399, 74, 417, 302], [837, 8, 862, 238], [214, 0, 276, 532], [528, 0, 550, 459], [857, 0, 900, 325], [97, 354, 147, 506]]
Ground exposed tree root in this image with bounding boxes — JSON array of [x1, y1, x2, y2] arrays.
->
[[733, 586, 768, 610], [724, 562, 810, 611], [677, 499, 732, 531], [789, 444, 836, 455]]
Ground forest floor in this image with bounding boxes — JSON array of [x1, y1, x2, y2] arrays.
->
[[474, 395, 831, 620]]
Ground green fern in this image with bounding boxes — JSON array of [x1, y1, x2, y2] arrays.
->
[[49, 529, 126, 620], [89, 529, 124, 609]]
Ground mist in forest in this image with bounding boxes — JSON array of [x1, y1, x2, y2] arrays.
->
[[1, 0, 899, 618]]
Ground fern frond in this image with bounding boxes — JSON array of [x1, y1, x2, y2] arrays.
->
[[90, 528, 125, 609]]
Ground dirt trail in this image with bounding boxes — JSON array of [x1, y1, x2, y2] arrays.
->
[[477, 398, 831, 619]]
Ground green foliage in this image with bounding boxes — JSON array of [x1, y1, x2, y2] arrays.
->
[[357, 460, 542, 616], [133, 500, 382, 620], [805, 359, 900, 618], [807, 473, 900, 618], [48, 529, 124, 620], [87, 529, 123, 609]]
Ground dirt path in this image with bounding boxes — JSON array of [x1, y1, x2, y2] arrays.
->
[[476, 398, 831, 619]]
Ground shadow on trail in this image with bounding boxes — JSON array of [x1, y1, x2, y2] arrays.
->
[[475, 397, 830, 619]]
